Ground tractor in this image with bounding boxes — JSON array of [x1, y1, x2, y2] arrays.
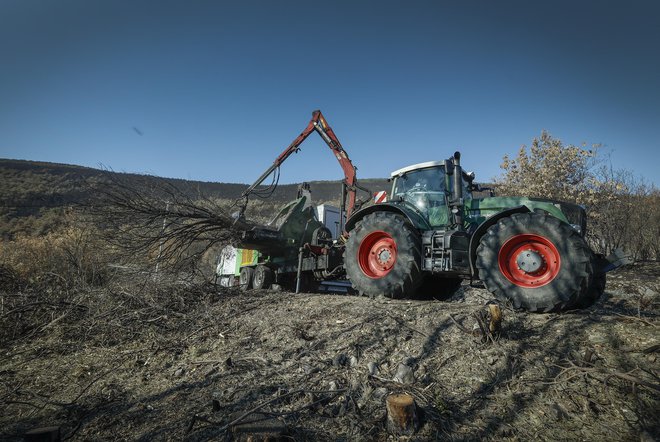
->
[[344, 151, 608, 312], [232, 111, 620, 312]]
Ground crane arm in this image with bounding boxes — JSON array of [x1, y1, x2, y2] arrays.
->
[[241, 110, 362, 219]]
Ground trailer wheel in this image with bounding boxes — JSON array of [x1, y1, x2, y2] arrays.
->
[[239, 266, 254, 289], [476, 212, 593, 312], [345, 212, 422, 298], [253, 265, 273, 290]]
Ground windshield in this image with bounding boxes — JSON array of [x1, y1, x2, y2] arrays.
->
[[392, 166, 449, 226], [392, 166, 446, 195]]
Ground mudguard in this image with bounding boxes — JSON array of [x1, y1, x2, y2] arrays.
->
[[345, 202, 432, 232]]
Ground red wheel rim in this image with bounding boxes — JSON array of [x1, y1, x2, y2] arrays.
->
[[358, 230, 397, 278], [498, 234, 560, 288]]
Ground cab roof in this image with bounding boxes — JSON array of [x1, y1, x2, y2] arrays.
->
[[390, 161, 444, 178]]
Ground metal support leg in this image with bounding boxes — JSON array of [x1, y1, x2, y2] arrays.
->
[[295, 247, 304, 294]]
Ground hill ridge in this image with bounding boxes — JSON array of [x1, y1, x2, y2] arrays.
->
[[0, 157, 389, 238]]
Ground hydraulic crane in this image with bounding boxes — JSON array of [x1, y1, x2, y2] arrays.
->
[[239, 110, 369, 231]]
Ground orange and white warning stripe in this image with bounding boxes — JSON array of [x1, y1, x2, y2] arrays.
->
[[374, 191, 387, 203]]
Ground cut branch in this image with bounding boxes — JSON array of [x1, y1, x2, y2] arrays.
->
[[89, 175, 248, 270]]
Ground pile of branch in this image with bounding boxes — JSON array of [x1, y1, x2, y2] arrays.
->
[[90, 176, 242, 269]]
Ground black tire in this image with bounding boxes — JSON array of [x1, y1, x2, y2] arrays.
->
[[572, 254, 607, 308], [475, 212, 593, 312], [416, 276, 463, 299], [253, 265, 273, 290], [239, 266, 254, 289], [344, 212, 422, 298]]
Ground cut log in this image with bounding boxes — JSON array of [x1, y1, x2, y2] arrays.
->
[[385, 393, 419, 435]]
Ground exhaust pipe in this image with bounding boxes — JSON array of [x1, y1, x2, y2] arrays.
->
[[452, 151, 464, 229]]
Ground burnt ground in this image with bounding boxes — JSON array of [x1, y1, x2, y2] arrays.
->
[[1, 263, 658, 441]]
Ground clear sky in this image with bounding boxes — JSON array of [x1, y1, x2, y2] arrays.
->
[[1, 0, 658, 186]]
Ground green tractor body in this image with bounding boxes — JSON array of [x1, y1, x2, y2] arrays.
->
[[344, 153, 606, 312]]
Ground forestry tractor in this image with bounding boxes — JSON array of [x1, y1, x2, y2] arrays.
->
[[229, 110, 625, 312]]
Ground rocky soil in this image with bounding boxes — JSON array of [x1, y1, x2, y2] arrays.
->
[[1, 263, 658, 441]]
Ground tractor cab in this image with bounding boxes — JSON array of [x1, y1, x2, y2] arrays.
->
[[390, 160, 473, 228]]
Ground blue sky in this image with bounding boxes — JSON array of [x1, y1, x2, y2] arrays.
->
[[1, 0, 658, 186]]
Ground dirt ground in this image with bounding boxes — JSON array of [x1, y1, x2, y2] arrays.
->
[[1, 263, 659, 441]]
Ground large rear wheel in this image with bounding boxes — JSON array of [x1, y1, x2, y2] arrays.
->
[[476, 212, 593, 312], [344, 212, 422, 298]]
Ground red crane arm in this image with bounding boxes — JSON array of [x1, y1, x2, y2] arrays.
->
[[242, 110, 360, 219]]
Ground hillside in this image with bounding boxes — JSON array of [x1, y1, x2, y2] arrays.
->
[[0, 158, 389, 238]]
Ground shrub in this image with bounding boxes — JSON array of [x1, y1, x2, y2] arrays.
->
[[0, 222, 111, 290]]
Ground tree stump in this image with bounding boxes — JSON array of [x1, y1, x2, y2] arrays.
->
[[487, 302, 502, 336], [385, 393, 419, 435]]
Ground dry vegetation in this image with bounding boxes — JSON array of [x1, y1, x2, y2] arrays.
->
[[0, 206, 658, 440], [0, 247, 658, 440]]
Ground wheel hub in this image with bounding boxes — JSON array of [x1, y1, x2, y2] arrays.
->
[[358, 230, 398, 278], [516, 249, 544, 273], [498, 234, 561, 288], [377, 248, 392, 264]]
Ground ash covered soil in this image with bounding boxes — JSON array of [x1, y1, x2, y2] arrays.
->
[[1, 263, 659, 441]]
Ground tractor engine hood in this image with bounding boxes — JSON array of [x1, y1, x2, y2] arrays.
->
[[467, 197, 587, 236]]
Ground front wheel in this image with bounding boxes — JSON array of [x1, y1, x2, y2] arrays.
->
[[476, 212, 594, 312], [344, 212, 422, 298]]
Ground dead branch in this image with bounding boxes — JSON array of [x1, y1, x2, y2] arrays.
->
[[383, 312, 429, 338], [369, 306, 429, 337], [642, 343, 660, 354], [186, 388, 347, 435], [612, 312, 658, 328], [448, 314, 473, 335], [88, 174, 245, 270], [554, 360, 660, 393]]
